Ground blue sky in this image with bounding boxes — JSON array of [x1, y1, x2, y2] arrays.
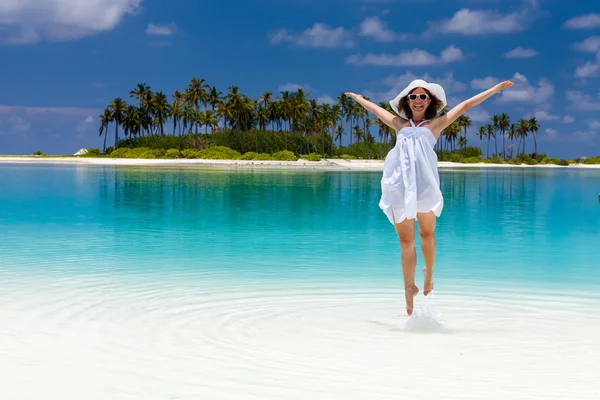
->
[[1, 0, 599, 159]]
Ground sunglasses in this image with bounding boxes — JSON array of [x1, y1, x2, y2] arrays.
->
[[407, 94, 429, 101]]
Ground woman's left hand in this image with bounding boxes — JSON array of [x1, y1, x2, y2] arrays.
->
[[495, 80, 514, 93]]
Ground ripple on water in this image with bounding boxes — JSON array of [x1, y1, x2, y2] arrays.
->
[[0, 273, 599, 400]]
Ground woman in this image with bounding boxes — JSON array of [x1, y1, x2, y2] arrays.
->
[[345, 78, 513, 316]]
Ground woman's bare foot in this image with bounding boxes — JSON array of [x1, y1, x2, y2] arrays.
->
[[405, 284, 419, 316], [423, 268, 434, 295]]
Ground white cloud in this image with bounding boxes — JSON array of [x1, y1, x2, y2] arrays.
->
[[543, 128, 596, 144], [534, 111, 558, 121], [471, 77, 500, 90], [465, 108, 491, 122], [0, 105, 99, 116], [566, 90, 600, 110], [496, 72, 554, 104], [572, 37, 600, 79], [589, 120, 600, 130], [346, 45, 463, 66], [347, 49, 434, 66], [440, 45, 464, 62], [504, 46, 538, 58], [573, 36, 600, 53], [571, 131, 597, 141], [362, 71, 467, 103], [563, 13, 600, 30], [359, 16, 407, 42], [278, 82, 306, 92], [430, 8, 526, 36], [388, 72, 468, 93], [75, 115, 94, 137], [270, 23, 353, 49], [317, 95, 335, 105], [544, 128, 559, 141], [575, 60, 600, 78], [0, 0, 140, 44], [562, 115, 574, 123], [146, 23, 177, 36]]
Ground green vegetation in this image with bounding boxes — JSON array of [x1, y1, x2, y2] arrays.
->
[[37, 76, 600, 165]]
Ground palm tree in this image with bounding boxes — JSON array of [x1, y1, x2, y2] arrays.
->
[[492, 115, 500, 156], [364, 116, 373, 159], [129, 83, 152, 136], [518, 119, 529, 155], [208, 86, 223, 113], [224, 85, 245, 150], [152, 91, 170, 135], [291, 89, 309, 153], [457, 115, 471, 149], [108, 98, 127, 148], [445, 122, 460, 151], [199, 110, 219, 134], [186, 77, 209, 134], [278, 91, 292, 150], [238, 95, 256, 153], [97, 75, 546, 161], [376, 104, 388, 159], [486, 124, 494, 158], [330, 103, 342, 156], [181, 105, 194, 136], [98, 108, 111, 153], [129, 82, 150, 105], [338, 93, 355, 148], [477, 126, 486, 159], [498, 113, 510, 160], [171, 90, 185, 150], [528, 117, 539, 159], [122, 105, 142, 139], [308, 98, 319, 153], [507, 123, 517, 158]]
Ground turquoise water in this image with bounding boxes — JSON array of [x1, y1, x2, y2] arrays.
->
[[1, 163, 599, 291], [2, 163, 600, 400]]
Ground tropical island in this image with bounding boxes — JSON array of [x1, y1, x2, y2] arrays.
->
[[25, 77, 600, 166]]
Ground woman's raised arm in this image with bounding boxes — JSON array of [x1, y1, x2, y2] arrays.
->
[[345, 92, 403, 132], [430, 80, 513, 134]]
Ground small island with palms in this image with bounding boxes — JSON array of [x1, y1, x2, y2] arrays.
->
[[19, 77, 600, 167]]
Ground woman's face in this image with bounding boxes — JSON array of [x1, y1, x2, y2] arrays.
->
[[408, 88, 431, 115]]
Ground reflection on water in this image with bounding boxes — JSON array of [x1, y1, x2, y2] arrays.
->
[[0, 164, 599, 287]]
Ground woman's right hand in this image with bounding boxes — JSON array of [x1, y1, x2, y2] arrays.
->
[[344, 92, 362, 100]]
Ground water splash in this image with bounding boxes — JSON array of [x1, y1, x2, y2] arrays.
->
[[404, 292, 449, 333]]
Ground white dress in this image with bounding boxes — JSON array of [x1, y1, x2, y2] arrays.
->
[[378, 119, 444, 225]]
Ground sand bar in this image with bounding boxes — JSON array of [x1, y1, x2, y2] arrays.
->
[[1, 156, 598, 170]]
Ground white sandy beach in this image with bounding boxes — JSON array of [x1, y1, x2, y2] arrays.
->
[[1, 155, 599, 170], [0, 273, 599, 400], [1, 156, 599, 400]]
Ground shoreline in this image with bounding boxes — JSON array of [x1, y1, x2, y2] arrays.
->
[[0, 156, 599, 170]]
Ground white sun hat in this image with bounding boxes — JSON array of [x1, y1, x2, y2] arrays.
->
[[389, 79, 447, 119]]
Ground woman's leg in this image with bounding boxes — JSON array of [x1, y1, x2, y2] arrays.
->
[[417, 211, 437, 296], [393, 217, 419, 315]]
